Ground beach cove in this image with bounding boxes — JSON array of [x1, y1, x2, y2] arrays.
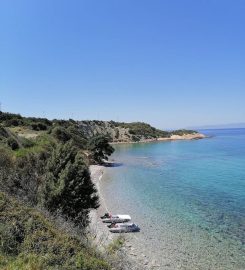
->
[[90, 129, 245, 270]]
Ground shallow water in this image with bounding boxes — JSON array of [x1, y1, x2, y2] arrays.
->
[[101, 129, 245, 269]]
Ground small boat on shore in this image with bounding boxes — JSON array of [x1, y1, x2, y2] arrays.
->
[[100, 212, 111, 219], [109, 223, 140, 233], [102, 214, 131, 223]]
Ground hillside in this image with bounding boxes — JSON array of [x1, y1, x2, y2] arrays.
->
[[0, 111, 204, 269], [0, 111, 117, 269], [0, 111, 202, 145], [0, 192, 110, 270], [78, 121, 201, 142]]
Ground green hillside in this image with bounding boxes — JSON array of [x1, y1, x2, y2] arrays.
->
[[0, 192, 110, 270]]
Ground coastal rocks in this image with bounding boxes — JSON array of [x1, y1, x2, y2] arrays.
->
[[77, 120, 205, 144]]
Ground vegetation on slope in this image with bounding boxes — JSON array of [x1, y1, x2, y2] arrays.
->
[[79, 120, 198, 142], [0, 111, 199, 269], [0, 111, 198, 144], [0, 192, 110, 270], [113, 121, 170, 141], [0, 111, 116, 269]]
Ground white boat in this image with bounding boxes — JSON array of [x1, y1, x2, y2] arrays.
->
[[102, 214, 131, 223], [109, 223, 140, 233]]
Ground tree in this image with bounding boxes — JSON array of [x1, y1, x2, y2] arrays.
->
[[51, 126, 71, 143], [41, 141, 99, 227], [88, 135, 114, 164]]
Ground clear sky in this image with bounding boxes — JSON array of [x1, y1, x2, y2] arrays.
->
[[0, 0, 244, 129]]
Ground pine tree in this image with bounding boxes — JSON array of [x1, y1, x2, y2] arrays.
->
[[41, 141, 99, 227], [89, 135, 114, 164]]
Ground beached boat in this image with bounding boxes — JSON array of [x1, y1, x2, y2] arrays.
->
[[109, 223, 140, 233], [100, 212, 111, 219], [102, 214, 131, 223]]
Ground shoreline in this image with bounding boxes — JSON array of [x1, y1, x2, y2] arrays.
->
[[88, 132, 245, 270], [110, 132, 206, 145], [88, 133, 207, 270], [89, 165, 152, 270]]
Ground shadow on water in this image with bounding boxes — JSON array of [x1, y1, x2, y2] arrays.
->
[[103, 162, 123, 167]]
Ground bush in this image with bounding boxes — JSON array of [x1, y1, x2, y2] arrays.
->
[[0, 222, 25, 255], [31, 122, 47, 131], [117, 122, 170, 138], [21, 137, 35, 148], [52, 126, 71, 143], [76, 253, 111, 270], [7, 137, 19, 150], [5, 118, 23, 127], [171, 129, 197, 136], [0, 111, 22, 122], [0, 192, 111, 270], [0, 126, 8, 140]]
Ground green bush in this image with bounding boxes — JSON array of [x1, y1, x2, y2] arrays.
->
[[7, 137, 19, 150], [0, 111, 22, 122], [0, 127, 8, 141], [0, 192, 111, 270], [117, 122, 170, 138], [5, 118, 23, 127], [52, 126, 71, 143], [75, 253, 110, 270], [21, 137, 35, 148], [31, 122, 48, 131]]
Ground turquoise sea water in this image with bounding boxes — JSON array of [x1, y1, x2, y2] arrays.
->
[[102, 129, 245, 269]]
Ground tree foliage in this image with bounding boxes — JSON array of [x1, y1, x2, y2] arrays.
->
[[88, 135, 114, 164], [41, 142, 99, 226], [51, 126, 72, 143]]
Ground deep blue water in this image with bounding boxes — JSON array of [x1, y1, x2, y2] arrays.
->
[[102, 129, 245, 269]]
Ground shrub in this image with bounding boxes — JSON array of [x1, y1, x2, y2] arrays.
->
[[115, 128, 120, 139], [51, 126, 71, 143], [0, 126, 8, 140], [0, 192, 111, 270], [0, 222, 25, 255], [21, 137, 35, 148], [76, 253, 111, 270], [171, 129, 197, 136], [31, 122, 47, 131], [0, 111, 22, 122], [7, 137, 19, 150], [5, 118, 23, 127]]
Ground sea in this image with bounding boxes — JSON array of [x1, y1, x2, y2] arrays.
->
[[101, 128, 245, 269]]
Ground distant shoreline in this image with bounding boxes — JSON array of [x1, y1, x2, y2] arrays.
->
[[110, 132, 206, 145]]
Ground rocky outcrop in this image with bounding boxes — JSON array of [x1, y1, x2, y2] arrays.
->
[[77, 121, 205, 143], [78, 121, 133, 142]]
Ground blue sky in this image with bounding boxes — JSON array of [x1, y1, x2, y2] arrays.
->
[[0, 0, 244, 129]]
